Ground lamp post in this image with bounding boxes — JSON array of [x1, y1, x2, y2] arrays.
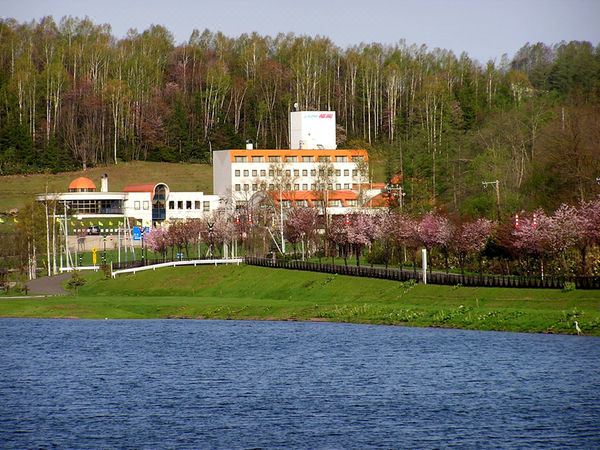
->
[[482, 180, 501, 221], [207, 221, 214, 258], [102, 235, 107, 265], [140, 229, 145, 265]]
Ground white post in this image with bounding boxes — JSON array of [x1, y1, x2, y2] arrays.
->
[[422, 248, 427, 284], [279, 188, 285, 254]]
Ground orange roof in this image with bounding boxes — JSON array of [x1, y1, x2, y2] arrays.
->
[[229, 149, 368, 162], [68, 177, 96, 190], [123, 183, 155, 193], [366, 193, 389, 207]]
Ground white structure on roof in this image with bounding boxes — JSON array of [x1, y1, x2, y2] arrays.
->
[[289, 111, 336, 150]]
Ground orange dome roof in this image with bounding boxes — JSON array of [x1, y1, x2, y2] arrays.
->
[[68, 177, 97, 191]]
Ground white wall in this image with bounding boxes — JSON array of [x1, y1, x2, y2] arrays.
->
[[289, 111, 336, 149], [166, 192, 220, 220]]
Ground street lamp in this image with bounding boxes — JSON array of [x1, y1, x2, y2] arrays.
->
[[102, 235, 107, 265], [482, 180, 501, 221], [207, 221, 214, 258], [140, 229, 145, 265]]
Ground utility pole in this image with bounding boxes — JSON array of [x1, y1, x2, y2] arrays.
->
[[482, 180, 501, 221]]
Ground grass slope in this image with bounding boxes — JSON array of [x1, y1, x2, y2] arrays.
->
[[0, 161, 212, 212], [1, 265, 599, 335]]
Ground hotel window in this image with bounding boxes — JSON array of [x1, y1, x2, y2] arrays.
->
[[235, 184, 241, 191], [302, 184, 308, 190], [329, 199, 342, 207], [294, 184, 300, 191], [282, 200, 291, 208], [143, 201, 149, 210], [252, 170, 258, 177], [347, 199, 357, 206], [252, 156, 262, 162], [186, 201, 192, 210], [286, 184, 292, 190], [318, 156, 329, 162], [327, 183, 333, 190], [294, 169, 300, 177], [310, 169, 316, 176], [353, 156, 364, 162], [177, 201, 183, 209], [169, 201, 175, 209], [269, 170, 274, 177], [352, 170, 357, 177], [344, 183, 350, 189], [336, 170, 341, 176], [302, 169, 308, 176], [302, 156, 312, 162], [335, 183, 341, 190], [285, 156, 296, 163], [243, 170, 249, 177], [195, 201, 201, 209], [134, 201, 140, 210], [252, 184, 258, 191], [344, 169, 350, 176], [235, 170, 240, 177], [285, 170, 291, 177], [243, 184, 249, 191], [335, 156, 347, 162], [260, 169, 266, 176], [269, 155, 279, 162], [203, 201, 210, 212], [310, 184, 316, 190], [268, 184, 275, 190], [234, 156, 246, 163]]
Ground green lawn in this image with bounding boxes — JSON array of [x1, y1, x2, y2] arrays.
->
[[1, 265, 599, 335], [0, 161, 213, 213]]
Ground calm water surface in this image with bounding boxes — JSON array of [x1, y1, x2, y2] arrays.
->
[[0, 319, 598, 449]]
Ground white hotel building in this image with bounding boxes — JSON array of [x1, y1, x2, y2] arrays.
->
[[212, 111, 384, 214]]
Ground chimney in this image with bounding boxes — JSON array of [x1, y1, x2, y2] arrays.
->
[[101, 173, 109, 192]]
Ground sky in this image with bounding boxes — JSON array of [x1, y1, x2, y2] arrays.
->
[[2, 0, 600, 63]]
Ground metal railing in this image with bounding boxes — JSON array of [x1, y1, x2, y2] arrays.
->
[[244, 257, 600, 290]]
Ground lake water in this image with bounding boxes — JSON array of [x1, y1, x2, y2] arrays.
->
[[0, 319, 598, 449]]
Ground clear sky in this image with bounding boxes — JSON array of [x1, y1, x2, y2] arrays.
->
[[2, 0, 599, 63]]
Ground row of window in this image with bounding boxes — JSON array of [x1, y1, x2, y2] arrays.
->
[[234, 183, 354, 192], [133, 201, 150, 210], [235, 169, 359, 178], [233, 155, 364, 163], [278, 199, 357, 207], [167, 200, 211, 212]]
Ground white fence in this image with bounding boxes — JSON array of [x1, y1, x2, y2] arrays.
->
[[111, 258, 243, 278]]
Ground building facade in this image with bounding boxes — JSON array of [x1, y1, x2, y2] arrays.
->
[[37, 175, 220, 233]]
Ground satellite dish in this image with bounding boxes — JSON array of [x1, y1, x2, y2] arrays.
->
[[293, 102, 299, 111]]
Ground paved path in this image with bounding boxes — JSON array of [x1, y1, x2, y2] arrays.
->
[[26, 273, 71, 296]]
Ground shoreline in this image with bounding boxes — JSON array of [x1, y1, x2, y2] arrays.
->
[[1, 265, 598, 336]]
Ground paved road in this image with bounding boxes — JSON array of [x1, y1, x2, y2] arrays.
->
[[26, 273, 71, 296]]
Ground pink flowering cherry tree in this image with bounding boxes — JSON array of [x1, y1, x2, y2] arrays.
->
[[417, 212, 453, 273], [392, 213, 420, 272], [451, 218, 494, 275], [347, 213, 378, 266], [285, 207, 319, 260]]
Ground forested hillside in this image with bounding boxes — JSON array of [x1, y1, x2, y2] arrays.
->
[[0, 16, 599, 216]]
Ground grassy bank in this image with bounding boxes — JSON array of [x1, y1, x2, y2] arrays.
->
[[1, 265, 599, 335]]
